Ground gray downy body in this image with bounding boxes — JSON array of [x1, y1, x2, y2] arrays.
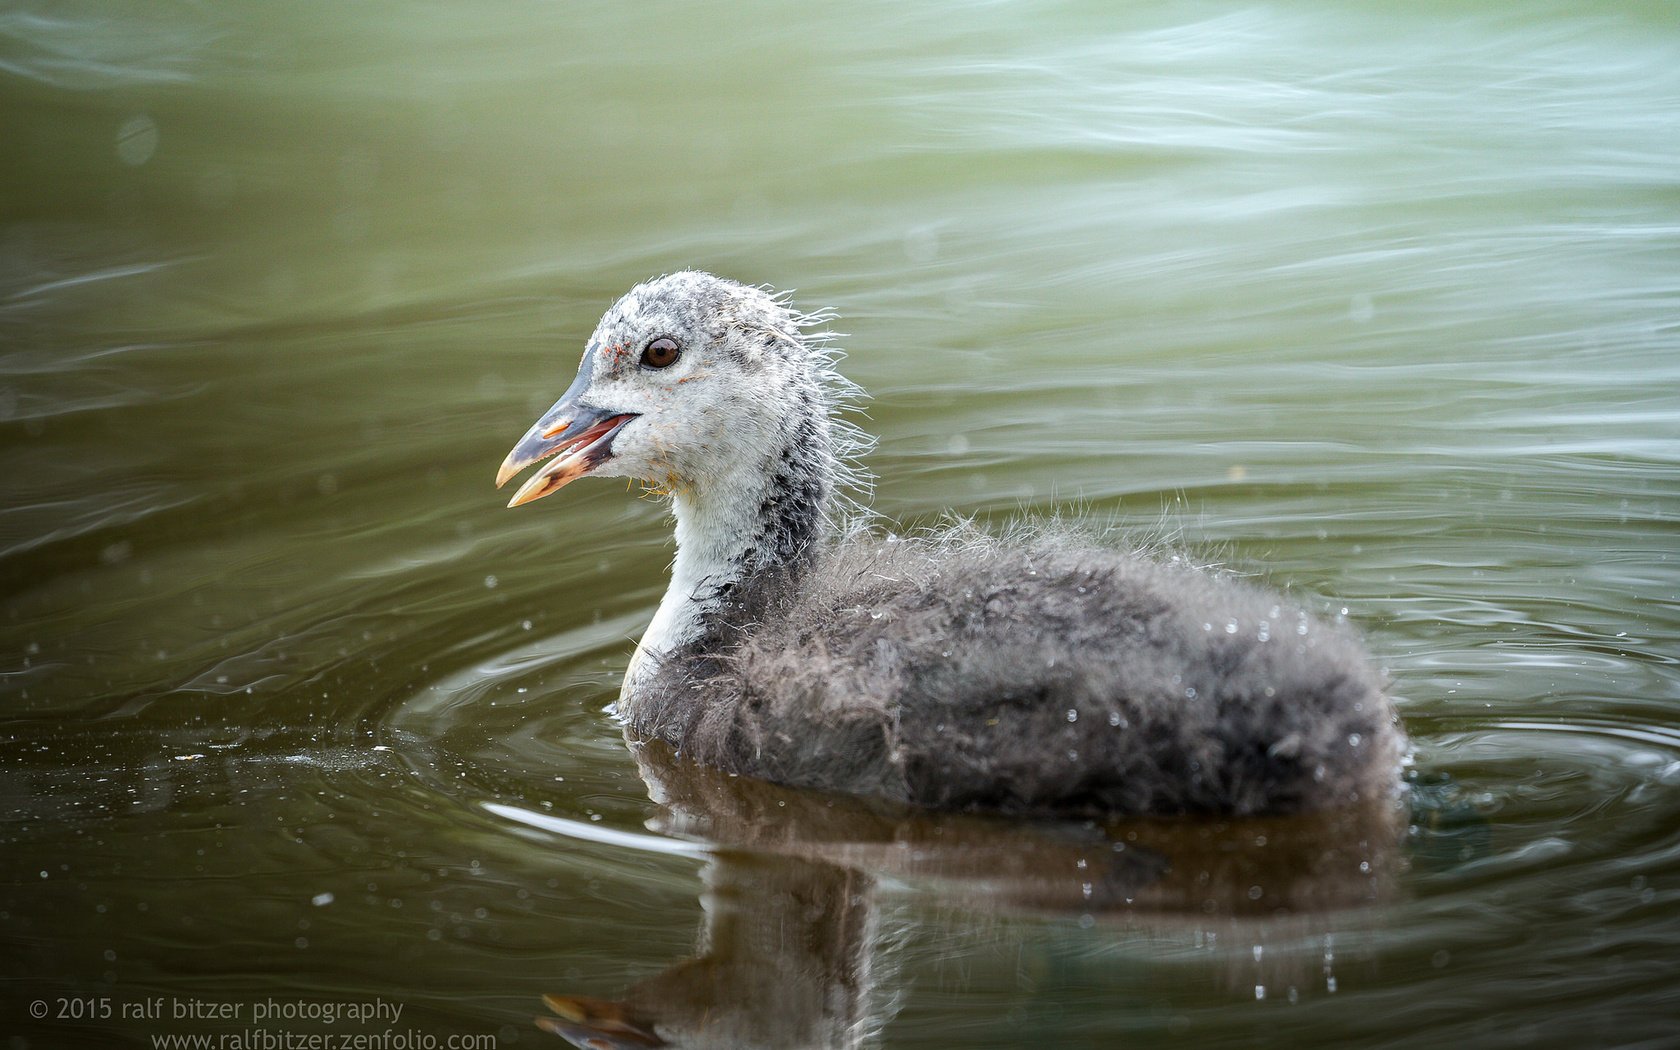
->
[[499, 271, 1406, 817]]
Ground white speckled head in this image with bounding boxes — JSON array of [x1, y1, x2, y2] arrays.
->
[[498, 271, 869, 510]]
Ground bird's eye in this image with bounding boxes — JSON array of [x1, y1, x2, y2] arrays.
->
[[642, 337, 681, 369]]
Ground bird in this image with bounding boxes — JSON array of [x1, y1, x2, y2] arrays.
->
[[496, 271, 1405, 817]]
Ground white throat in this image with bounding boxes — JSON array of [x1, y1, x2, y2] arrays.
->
[[623, 462, 803, 694]]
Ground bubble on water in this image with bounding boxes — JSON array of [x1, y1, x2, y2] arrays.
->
[[1349, 293, 1375, 323], [116, 114, 158, 166], [903, 225, 939, 263]]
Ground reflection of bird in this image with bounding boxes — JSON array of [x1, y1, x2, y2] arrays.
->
[[531, 742, 1406, 1050], [498, 272, 1404, 816]]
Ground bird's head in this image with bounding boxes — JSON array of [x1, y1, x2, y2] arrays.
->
[[497, 271, 851, 508]]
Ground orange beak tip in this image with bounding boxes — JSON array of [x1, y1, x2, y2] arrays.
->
[[507, 468, 566, 508]]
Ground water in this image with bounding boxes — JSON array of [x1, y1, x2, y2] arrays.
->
[[4, 0, 1678, 1046]]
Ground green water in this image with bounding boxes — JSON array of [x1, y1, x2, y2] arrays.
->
[[4, 1, 1678, 1047]]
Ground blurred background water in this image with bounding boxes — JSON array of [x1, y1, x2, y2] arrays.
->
[[3, 0, 1678, 1047]]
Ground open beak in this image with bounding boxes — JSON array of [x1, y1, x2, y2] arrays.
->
[[496, 352, 636, 507]]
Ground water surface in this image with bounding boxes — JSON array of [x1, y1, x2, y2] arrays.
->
[[4, 1, 1678, 1047]]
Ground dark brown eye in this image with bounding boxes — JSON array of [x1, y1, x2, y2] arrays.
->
[[641, 337, 680, 369]]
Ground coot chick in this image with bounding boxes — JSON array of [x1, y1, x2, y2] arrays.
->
[[497, 272, 1404, 816]]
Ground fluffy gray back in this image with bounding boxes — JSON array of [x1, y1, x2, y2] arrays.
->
[[625, 522, 1405, 817]]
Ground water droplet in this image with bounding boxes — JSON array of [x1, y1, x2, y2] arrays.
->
[[1066, 709, 1078, 723], [116, 114, 159, 166], [483, 575, 498, 589]]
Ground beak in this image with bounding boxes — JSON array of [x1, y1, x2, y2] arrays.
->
[[536, 994, 662, 1048], [496, 349, 637, 508]]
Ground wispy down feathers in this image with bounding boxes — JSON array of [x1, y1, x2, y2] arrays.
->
[[558, 272, 1405, 817], [628, 520, 1404, 816]]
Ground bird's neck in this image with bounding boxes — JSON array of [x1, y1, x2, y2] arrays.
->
[[626, 424, 833, 691]]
